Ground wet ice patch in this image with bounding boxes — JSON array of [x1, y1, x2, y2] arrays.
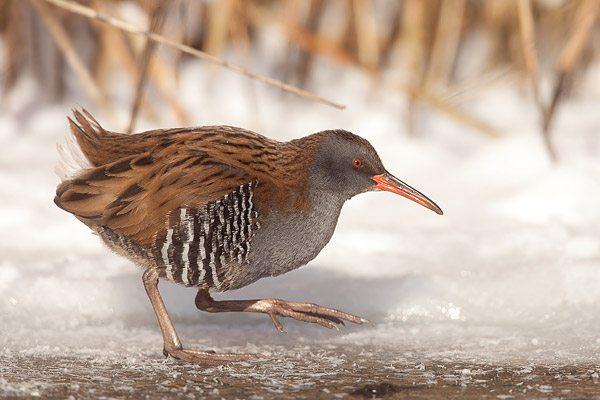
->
[[1, 65, 599, 377]]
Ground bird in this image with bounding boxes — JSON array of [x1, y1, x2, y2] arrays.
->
[[54, 109, 443, 364]]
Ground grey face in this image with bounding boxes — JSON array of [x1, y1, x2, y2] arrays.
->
[[308, 133, 385, 200]]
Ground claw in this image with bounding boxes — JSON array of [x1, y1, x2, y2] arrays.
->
[[269, 313, 286, 333], [361, 318, 374, 327]]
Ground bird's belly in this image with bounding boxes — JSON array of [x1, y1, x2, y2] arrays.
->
[[225, 199, 344, 291]]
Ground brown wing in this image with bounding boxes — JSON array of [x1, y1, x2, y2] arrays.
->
[[57, 109, 313, 251], [68, 109, 204, 166], [55, 143, 254, 249]]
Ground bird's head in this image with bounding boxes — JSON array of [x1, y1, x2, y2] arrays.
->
[[307, 130, 443, 215]]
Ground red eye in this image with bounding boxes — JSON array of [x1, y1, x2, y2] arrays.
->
[[353, 158, 362, 167]]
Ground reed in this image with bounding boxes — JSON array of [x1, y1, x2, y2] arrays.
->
[[1, 0, 598, 159]]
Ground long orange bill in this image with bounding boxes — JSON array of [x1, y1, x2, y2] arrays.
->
[[371, 172, 443, 215]]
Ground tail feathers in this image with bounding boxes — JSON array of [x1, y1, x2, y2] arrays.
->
[[56, 108, 112, 180], [72, 108, 104, 150], [56, 117, 93, 180], [70, 108, 110, 167]]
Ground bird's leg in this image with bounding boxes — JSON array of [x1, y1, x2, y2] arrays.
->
[[195, 289, 373, 333], [142, 267, 261, 364]]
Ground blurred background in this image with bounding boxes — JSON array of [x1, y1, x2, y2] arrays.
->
[[3, 0, 599, 144], [1, 0, 600, 398]]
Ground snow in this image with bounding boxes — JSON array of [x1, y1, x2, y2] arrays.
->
[[1, 57, 600, 397]]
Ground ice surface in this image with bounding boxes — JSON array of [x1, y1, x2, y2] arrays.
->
[[1, 59, 600, 398]]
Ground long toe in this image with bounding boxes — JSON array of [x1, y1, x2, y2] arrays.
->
[[167, 348, 265, 365], [286, 301, 372, 326], [258, 299, 372, 330]]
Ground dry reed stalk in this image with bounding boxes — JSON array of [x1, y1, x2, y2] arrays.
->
[[516, 0, 539, 97], [424, 0, 466, 89], [482, 1, 517, 67], [279, 0, 312, 85], [93, 9, 189, 128], [443, 67, 516, 105], [248, 2, 355, 66], [31, 0, 117, 124], [128, 0, 170, 133], [96, 23, 173, 128], [401, 0, 430, 135], [557, 0, 599, 74], [1, 1, 28, 93], [295, 0, 326, 88], [352, 0, 379, 71], [400, 0, 429, 77], [377, 3, 402, 69], [544, 0, 600, 157], [204, 0, 234, 56], [229, 0, 251, 62], [94, 25, 138, 96], [41, 0, 346, 109], [288, 24, 356, 65], [399, 83, 499, 137], [516, 0, 555, 160], [145, 54, 190, 126], [317, 0, 352, 52], [225, 0, 261, 129], [169, 1, 188, 87]]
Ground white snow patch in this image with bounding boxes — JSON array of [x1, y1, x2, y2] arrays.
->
[[1, 59, 600, 368]]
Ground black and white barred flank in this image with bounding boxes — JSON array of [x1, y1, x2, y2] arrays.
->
[[153, 182, 260, 290]]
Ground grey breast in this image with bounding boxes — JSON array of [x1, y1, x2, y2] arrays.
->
[[243, 190, 345, 286]]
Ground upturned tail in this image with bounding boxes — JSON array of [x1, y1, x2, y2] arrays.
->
[[56, 109, 153, 180]]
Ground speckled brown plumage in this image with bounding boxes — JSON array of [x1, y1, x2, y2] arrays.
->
[[55, 109, 442, 364]]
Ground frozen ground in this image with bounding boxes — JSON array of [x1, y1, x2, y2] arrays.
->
[[1, 58, 600, 398]]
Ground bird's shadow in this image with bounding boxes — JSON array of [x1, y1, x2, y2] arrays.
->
[[107, 264, 436, 335]]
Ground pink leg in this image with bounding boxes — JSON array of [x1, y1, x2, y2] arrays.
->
[[142, 268, 261, 364], [195, 289, 373, 333]]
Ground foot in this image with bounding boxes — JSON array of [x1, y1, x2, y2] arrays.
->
[[195, 290, 373, 333], [163, 345, 264, 365], [252, 298, 373, 333]]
